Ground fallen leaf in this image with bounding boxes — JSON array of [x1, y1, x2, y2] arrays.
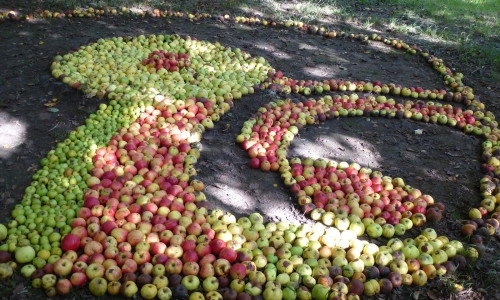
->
[[47, 108, 59, 112], [273, 184, 277, 187], [427, 289, 439, 300], [412, 290, 420, 300], [12, 283, 25, 295], [414, 129, 423, 134], [39, 41, 44, 45], [44, 102, 57, 107], [3, 144, 9, 149]]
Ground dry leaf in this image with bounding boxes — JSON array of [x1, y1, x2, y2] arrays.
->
[[427, 289, 439, 300], [3, 144, 9, 149], [413, 291, 420, 300], [44, 102, 57, 107], [12, 283, 25, 295]]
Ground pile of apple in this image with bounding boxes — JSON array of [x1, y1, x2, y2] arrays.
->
[[0, 225, 17, 279], [142, 50, 192, 73], [0, 7, 497, 298], [264, 69, 475, 108], [236, 87, 500, 240]]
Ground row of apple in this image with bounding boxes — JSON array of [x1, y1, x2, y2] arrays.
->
[[0, 4, 476, 109], [237, 96, 500, 234], [2, 4, 476, 102], [264, 72, 474, 108], [0, 7, 477, 99], [0, 249, 16, 278], [10, 205, 474, 298], [0, 8, 208, 20]]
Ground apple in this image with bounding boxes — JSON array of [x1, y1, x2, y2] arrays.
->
[[389, 260, 408, 274], [263, 286, 283, 300], [105, 265, 123, 281], [402, 244, 420, 259], [181, 274, 200, 291], [165, 257, 183, 275], [366, 223, 382, 238], [120, 280, 139, 298], [89, 277, 108, 296], [311, 284, 329, 300], [54, 258, 73, 277], [157, 286, 173, 300], [412, 270, 428, 286], [56, 278, 72, 295], [203, 276, 219, 292], [107, 281, 122, 295], [220, 247, 238, 263], [15, 246, 36, 263], [17, 263, 36, 279], [214, 258, 231, 276], [363, 279, 380, 296], [245, 280, 263, 296], [138, 283, 157, 299], [417, 253, 434, 266], [70, 272, 88, 287], [61, 234, 81, 252], [182, 261, 200, 276], [86, 263, 105, 280]]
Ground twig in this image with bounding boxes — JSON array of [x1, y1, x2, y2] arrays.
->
[[47, 123, 59, 132]]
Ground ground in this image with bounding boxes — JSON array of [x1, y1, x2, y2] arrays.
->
[[0, 11, 499, 300]]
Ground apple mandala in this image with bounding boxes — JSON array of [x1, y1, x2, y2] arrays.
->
[[1, 21, 498, 300]]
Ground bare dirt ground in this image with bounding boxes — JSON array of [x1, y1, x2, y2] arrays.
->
[[0, 11, 498, 300]]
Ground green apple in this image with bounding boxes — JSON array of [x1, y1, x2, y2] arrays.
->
[[382, 224, 395, 238], [363, 279, 380, 296], [402, 244, 420, 259], [20, 264, 36, 278], [276, 273, 290, 285], [181, 275, 200, 291], [296, 286, 312, 300], [0, 224, 7, 241], [89, 278, 108, 296], [157, 287, 172, 300], [394, 223, 406, 236], [366, 223, 382, 238], [311, 284, 329, 300], [283, 286, 297, 300], [431, 250, 448, 265], [141, 284, 158, 300], [15, 246, 36, 263], [263, 286, 283, 300], [203, 276, 219, 292]]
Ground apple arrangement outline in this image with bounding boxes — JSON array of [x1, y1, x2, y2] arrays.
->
[[0, 5, 495, 300]]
